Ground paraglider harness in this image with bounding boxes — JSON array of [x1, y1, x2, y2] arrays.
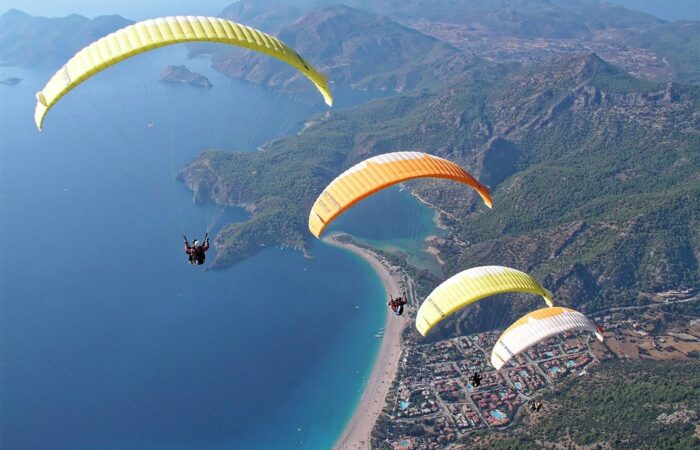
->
[[184, 234, 209, 266], [469, 372, 482, 388], [388, 292, 408, 316], [529, 400, 542, 412], [189, 246, 206, 265]]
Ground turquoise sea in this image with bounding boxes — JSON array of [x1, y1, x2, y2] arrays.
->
[[330, 187, 445, 277], [0, 43, 436, 449]]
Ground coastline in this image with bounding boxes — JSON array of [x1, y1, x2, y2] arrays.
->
[[324, 235, 408, 450]]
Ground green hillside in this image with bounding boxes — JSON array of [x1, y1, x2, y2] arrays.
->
[[625, 21, 700, 84], [180, 53, 699, 333], [201, 4, 471, 94], [468, 360, 700, 450]]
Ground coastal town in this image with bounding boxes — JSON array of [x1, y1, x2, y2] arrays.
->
[[328, 236, 699, 450], [410, 21, 675, 81], [376, 289, 699, 449], [381, 329, 602, 448]]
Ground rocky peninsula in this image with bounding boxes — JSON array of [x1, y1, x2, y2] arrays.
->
[[160, 65, 212, 89]]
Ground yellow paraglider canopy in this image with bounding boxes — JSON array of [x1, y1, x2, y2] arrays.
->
[[35, 16, 333, 130], [308, 151, 493, 238], [415, 266, 553, 336]]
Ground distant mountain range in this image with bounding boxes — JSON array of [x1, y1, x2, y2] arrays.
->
[[347, 0, 663, 38], [203, 5, 471, 94], [213, 0, 666, 37], [2, 1, 698, 85], [197, 0, 700, 87], [608, 0, 700, 22], [0, 9, 131, 68], [216, 0, 304, 31]]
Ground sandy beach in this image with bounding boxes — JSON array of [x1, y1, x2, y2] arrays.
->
[[325, 235, 408, 450]]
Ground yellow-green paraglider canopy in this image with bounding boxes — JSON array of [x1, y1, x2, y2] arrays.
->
[[415, 265, 553, 336], [35, 15, 333, 130]]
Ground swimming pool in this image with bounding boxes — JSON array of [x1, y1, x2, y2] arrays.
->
[[490, 409, 507, 420]]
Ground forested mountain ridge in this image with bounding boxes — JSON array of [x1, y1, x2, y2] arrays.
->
[[216, 0, 304, 31], [209, 0, 698, 87], [179, 53, 699, 334], [417, 54, 699, 338], [201, 5, 471, 94], [346, 0, 663, 38], [216, 0, 666, 37]]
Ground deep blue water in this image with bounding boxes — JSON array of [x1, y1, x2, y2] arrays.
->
[[0, 46, 421, 450]]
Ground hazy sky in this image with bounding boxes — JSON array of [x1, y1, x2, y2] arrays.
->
[[608, 0, 699, 21], [0, 0, 232, 20], [1, 0, 698, 22]]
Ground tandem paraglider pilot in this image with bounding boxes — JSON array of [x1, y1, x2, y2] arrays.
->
[[183, 233, 210, 265], [388, 293, 408, 316], [469, 371, 482, 388]]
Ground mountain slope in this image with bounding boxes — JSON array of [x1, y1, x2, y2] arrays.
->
[[624, 20, 700, 84], [180, 53, 699, 332], [342, 0, 699, 85], [216, 0, 304, 31], [345, 0, 663, 38], [427, 55, 699, 336], [206, 5, 470, 93], [0, 9, 132, 68]]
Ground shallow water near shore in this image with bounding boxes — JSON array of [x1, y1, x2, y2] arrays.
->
[[330, 187, 444, 276], [0, 46, 405, 450]]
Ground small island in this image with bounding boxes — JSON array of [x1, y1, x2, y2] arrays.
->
[[160, 65, 212, 89], [0, 77, 22, 86]]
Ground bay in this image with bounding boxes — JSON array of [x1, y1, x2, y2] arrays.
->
[[0, 46, 394, 450]]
